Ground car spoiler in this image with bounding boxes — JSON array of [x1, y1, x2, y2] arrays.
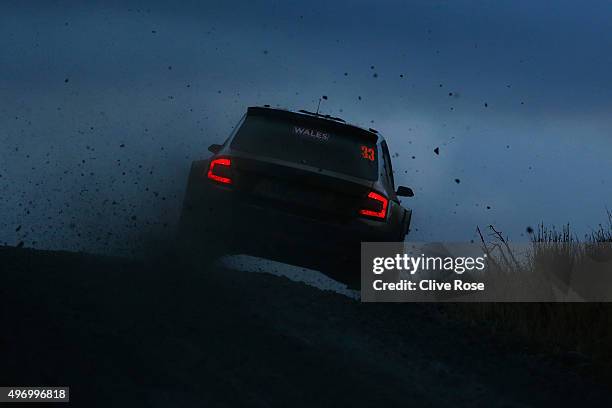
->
[[247, 106, 380, 143]]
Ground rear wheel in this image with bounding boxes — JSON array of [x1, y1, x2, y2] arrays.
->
[[176, 211, 223, 272], [176, 162, 229, 272]]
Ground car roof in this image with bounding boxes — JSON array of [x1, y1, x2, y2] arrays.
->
[[247, 106, 383, 143]]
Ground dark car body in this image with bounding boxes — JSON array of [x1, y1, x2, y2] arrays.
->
[[178, 106, 413, 283]]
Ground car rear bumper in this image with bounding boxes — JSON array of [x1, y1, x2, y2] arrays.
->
[[181, 180, 401, 274]]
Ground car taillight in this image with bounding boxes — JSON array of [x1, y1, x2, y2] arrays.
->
[[359, 191, 388, 220], [207, 157, 232, 184]]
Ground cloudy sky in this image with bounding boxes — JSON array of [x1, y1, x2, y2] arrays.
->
[[1, 0, 611, 253]]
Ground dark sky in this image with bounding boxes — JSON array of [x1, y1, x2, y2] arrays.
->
[[1, 0, 611, 253]]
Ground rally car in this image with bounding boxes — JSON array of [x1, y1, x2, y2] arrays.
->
[[177, 106, 414, 284]]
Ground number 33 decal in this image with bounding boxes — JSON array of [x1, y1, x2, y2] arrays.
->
[[360, 146, 375, 161]]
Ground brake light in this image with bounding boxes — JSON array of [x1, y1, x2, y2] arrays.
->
[[207, 157, 232, 184], [360, 191, 388, 219]]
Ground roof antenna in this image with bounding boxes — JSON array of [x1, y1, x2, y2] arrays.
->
[[315, 95, 328, 115]]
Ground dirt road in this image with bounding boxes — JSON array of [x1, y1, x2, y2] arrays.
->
[[1, 246, 610, 407]]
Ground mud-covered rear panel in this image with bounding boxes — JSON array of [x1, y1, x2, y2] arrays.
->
[[230, 156, 373, 222]]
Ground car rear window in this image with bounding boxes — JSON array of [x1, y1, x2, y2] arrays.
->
[[230, 115, 378, 180]]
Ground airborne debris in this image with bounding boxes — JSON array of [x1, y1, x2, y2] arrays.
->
[[454, 178, 460, 184]]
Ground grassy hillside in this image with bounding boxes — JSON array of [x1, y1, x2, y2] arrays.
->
[[454, 211, 612, 379]]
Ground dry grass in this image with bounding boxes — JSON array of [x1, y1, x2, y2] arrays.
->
[[450, 211, 612, 373]]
